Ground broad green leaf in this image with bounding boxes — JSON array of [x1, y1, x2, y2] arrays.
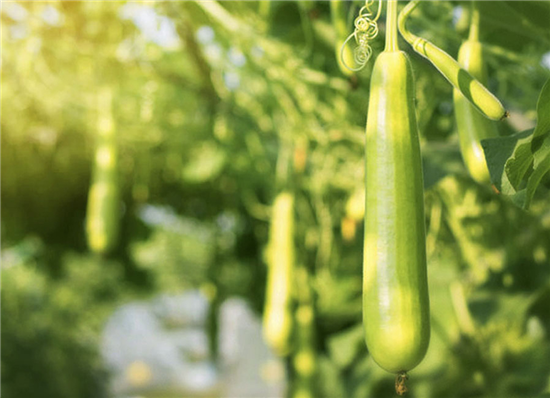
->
[[524, 79, 550, 208], [482, 79, 550, 208], [481, 129, 532, 193], [503, 137, 534, 191]]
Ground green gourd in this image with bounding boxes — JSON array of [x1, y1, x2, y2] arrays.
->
[[263, 191, 295, 356], [398, 0, 507, 121], [363, 0, 430, 375], [86, 87, 120, 254], [453, 2, 498, 184]]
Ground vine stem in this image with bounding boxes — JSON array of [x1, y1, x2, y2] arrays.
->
[[385, 0, 399, 52], [397, 0, 419, 45]]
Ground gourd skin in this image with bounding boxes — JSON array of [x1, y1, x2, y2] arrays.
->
[[453, 40, 497, 183], [86, 89, 120, 254], [263, 192, 295, 356], [363, 51, 430, 373]]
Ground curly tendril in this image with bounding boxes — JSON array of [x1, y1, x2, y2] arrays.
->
[[340, 0, 382, 72], [354, 44, 372, 65]]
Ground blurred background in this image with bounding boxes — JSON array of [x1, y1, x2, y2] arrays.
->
[[2, 1, 550, 398]]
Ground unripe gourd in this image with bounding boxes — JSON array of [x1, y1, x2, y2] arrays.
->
[[363, 0, 430, 375], [86, 87, 120, 254], [398, 0, 507, 121], [453, 3, 498, 184], [263, 192, 295, 356]]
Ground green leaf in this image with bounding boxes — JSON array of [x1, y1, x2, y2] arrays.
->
[[524, 79, 550, 208], [503, 137, 534, 192], [524, 153, 550, 210], [482, 79, 550, 208], [481, 129, 532, 193], [533, 79, 550, 139], [509, 189, 527, 208]]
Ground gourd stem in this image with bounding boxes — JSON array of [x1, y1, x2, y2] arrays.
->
[[385, 0, 399, 52], [397, 0, 419, 45], [468, 1, 480, 42]]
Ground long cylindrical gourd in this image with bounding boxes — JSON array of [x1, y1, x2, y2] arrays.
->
[[330, 0, 355, 76], [263, 191, 295, 356], [363, 0, 430, 374], [398, 0, 507, 121], [86, 87, 120, 254], [453, 4, 498, 184]]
